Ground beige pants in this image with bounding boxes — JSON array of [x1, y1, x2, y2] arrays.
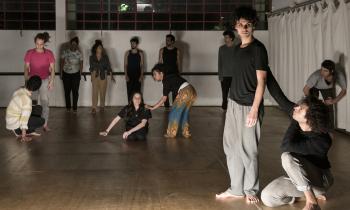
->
[[91, 71, 107, 109]]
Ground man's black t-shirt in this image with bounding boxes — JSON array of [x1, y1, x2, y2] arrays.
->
[[118, 106, 152, 133], [229, 39, 269, 106], [162, 74, 187, 96]]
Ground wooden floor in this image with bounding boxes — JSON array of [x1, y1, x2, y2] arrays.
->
[[0, 107, 349, 210]]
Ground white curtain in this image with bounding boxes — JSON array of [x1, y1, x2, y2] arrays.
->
[[268, 0, 350, 132]]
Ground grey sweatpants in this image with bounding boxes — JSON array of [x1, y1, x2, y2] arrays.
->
[[223, 99, 262, 196], [32, 78, 50, 124], [261, 152, 333, 207]]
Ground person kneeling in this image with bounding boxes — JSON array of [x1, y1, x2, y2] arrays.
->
[[100, 92, 151, 141], [261, 71, 333, 210], [6, 76, 44, 142]]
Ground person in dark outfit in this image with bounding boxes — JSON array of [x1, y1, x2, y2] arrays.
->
[[216, 7, 268, 204], [100, 92, 151, 141], [147, 64, 197, 138], [124, 37, 144, 101], [60, 37, 83, 113], [261, 70, 333, 210], [159, 34, 181, 108], [218, 30, 235, 110]]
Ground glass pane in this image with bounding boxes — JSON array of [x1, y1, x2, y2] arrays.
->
[[187, 22, 203, 30], [137, 13, 152, 21], [171, 13, 186, 21], [120, 13, 135, 21], [23, 21, 38, 29], [40, 21, 55, 30], [171, 22, 186, 30], [6, 21, 21, 29], [136, 21, 153, 30], [119, 21, 135, 30], [154, 21, 169, 30], [85, 21, 101, 30], [23, 12, 38, 20], [153, 13, 168, 21]]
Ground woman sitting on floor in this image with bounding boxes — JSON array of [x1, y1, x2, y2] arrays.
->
[[99, 92, 151, 141]]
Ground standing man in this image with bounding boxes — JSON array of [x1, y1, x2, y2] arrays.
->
[[218, 30, 235, 110], [124, 37, 144, 101], [303, 60, 347, 130], [216, 6, 268, 204], [159, 34, 181, 107]]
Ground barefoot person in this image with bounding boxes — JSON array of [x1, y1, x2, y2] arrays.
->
[[6, 76, 44, 142], [261, 70, 333, 210], [147, 63, 196, 138], [100, 92, 151, 141], [24, 32, 55, 131], [216, 6, 268, 203]]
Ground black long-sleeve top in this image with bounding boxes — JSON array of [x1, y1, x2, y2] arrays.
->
[[267, 69, 332, 169]]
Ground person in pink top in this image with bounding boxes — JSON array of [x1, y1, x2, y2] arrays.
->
[[24, 32, 55, 131]]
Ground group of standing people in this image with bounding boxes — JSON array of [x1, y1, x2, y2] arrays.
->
[[4, 5, 348, 210], [6, 28, 196, 142]]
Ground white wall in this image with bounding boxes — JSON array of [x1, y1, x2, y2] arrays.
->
[[0, 30, 269, 107]]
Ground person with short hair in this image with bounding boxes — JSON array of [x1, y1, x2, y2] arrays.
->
[[6, 76, 44, 142], [124, 36, 144, 101], [216, 6, 268, 203], [159, 34, 181, 108], [218, 30, 235, 110], [303, 59, 347, 129]]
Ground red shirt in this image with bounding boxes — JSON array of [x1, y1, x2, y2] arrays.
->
[[24, 49, 55, 80]]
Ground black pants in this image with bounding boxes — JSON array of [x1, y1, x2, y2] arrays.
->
[[63, 72, 81, 110], [15, 115, 45, 135], [220, 77, 232, 109], [127, 77, 141, 101]]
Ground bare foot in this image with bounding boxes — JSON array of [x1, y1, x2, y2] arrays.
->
[[164, 134, 176, 138], [317, 194, 327, 201], [27, 131, 41, 136], [246, 194, 260, 204], [303, 202, 320, 210], [43, 125, 51, 132], [215, 191, 244, 199]]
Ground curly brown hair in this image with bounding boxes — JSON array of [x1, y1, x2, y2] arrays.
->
[[300, 96, 330, 133]]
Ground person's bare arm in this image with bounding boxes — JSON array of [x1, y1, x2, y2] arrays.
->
[[99, 116, 122, 136], [139, 51, 144, 82], [159, 48, 163, 63], [303, 85, 311, 96], [124, 51, 129, 82], [150, 96, 168, 110], [24, 63, 30, 82], [246, 70, 267, 127], [177, 49, 181, 73], [123, 119, 147, 139], [48, 62, 55, 90], [325, 88, 347, 105]]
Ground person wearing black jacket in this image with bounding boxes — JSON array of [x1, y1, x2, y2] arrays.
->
[[261, 70, 333, 210]]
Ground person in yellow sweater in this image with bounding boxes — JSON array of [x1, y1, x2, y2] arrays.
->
[[6, 76, 44, 142]]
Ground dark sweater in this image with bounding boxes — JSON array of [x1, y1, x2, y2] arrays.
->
[[267, 69, 332, 169]]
